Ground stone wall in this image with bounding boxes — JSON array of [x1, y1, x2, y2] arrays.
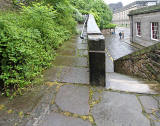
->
[[114, 42, 160, 83], [130, 11, 160, 47]]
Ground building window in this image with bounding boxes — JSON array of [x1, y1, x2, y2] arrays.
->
[[151, 22, 159, 40], [136, 22, 141, 36]]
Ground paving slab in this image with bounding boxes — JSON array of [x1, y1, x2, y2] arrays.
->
[[44, 66, 61, 82], [0, 110, 20, 126], [55, 85, 90, 115], [77, 38, 83, 44], [0, 84, 56, 126], [57, 48, 76, 56], [154, 121, 160, 126], [139, 96, 159, 114], [92, 91, 150, 126], [77, 49, 88, 57], [154, 96, 160, 106], [77, 43, 88, 50], [54, 56, 88, 67], [155, 110, 160, 119], [63, 41, 76, 49], [149, 114, 159, 121], [58, 67, 89, 84], [40, 113, 91, 126]]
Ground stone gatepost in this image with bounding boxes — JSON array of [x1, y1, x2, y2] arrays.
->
[[87, 14, 106, 86]]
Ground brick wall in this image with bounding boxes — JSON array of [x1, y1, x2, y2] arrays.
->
[[114, 42, 160, 83]]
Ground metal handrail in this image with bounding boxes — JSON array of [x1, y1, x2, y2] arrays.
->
[[80, 15, 89, 39]]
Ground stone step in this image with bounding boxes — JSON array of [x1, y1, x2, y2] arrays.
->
[[106, 72, 160, 94]]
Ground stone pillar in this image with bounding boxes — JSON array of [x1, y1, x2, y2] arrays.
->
[[87, 14, 106, 87], [88, 35, 105, 86]]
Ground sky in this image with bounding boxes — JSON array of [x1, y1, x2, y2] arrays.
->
[[104, 0, 136, 6]]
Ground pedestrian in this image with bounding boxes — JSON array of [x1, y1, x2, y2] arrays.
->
[[122, 31, 124, 39], [119, 32, 122, 39]]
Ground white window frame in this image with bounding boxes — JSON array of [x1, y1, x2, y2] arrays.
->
[[136, 22, 141, 37], [151, 22, 159, 41]]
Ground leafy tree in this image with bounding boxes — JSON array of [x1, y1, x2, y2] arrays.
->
[[70, 0, 113, 29]]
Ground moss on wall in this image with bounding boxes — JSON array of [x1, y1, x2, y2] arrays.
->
[[114, 42, 160, 83]]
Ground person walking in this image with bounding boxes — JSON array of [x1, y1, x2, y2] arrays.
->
[[119, 32, 122, 39]]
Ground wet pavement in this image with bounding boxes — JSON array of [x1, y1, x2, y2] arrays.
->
[[105, 27, 160, 94], [37, 25, 160, 126], [0, 25, 160, 126], [92, 92, 151, 126], [104, 27, 138, 60]]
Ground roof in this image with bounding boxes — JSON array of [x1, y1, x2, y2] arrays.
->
[[128, 5, 160, 16], [114, 0, 157, 13]]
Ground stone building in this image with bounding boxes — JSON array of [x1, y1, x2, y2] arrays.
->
[[112, 0, 157, 26], [129, 5, 160, 47], [109, 2, 123, 12]]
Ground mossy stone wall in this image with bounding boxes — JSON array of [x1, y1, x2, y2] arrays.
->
[[114, 42, 160, 83]]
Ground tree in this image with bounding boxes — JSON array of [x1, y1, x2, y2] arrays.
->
[[70, 0, 112, 29]]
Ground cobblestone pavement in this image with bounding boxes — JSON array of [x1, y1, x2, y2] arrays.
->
[[0, 25, 160, 126]]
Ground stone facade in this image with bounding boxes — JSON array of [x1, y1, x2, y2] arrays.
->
[[114, 42, 160, 83], [112, 0, 157, 26], [112, 5, 137, 26], [129, 5, 160, 47]]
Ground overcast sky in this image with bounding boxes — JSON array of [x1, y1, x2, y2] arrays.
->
[[104, 0, 136, 6]]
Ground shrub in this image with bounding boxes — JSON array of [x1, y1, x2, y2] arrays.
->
[[0, 2, 76, 95]]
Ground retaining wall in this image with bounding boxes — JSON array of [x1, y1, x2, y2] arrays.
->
[[114, 42, 160, 83]]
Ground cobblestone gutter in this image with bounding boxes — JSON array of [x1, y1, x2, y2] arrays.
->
[[114, 42, 160, 83]]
